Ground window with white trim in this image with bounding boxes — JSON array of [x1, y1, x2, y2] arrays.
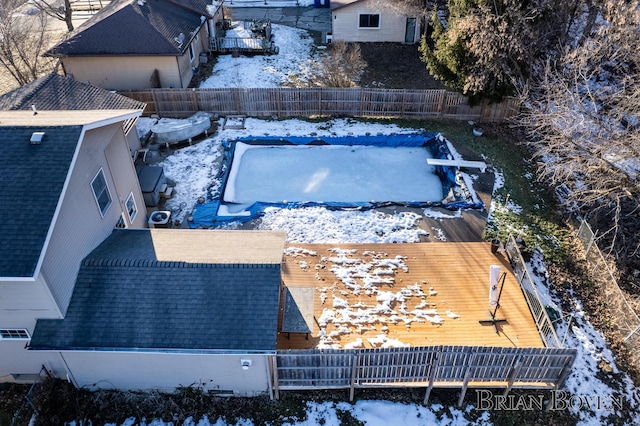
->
[[0, 329, 30, 340], [125, 192, 137, 223], [359, 14, 380, 28], [91, 169, 112, 217], [189, 43, 195, 62]]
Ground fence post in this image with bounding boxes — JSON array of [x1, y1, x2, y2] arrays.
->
[[191, 88, 199, 112], [150, 90, 159, 116], [276, 89, 282, 118], [271, 355, 280, 400], [502, 356, 522, 397], [438, 91, 446, 117], [457, 369, 472, 407], [556, 356, 574, 389], [349, 352, 358, 402], [234, 88, 241, 114], [423, 352, 438, 405]]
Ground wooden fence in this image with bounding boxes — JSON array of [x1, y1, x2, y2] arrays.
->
[[120, 88, 520, 122], [273, 345, 576, 404]]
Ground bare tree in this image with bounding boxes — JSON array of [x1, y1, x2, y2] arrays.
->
[[523, 0, 640, 273], [0, 1, 58, 86], [368, 0, 432, 18], [32, 0, 74, 32], [306, 41, 367, 88]]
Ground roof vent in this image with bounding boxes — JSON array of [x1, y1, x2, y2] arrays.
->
[[174, 33, 185, 47], [30, 132, 45, 145], [200, 15, 206, 24], [137, 0, 145, 5]]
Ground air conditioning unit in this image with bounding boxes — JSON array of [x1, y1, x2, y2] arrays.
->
[[148, 211, 171, 228]]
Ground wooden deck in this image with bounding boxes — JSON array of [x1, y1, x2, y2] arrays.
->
[[278, 242, 545, 350]]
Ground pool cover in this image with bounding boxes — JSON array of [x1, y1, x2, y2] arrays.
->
[[187, 133, 483, 228]]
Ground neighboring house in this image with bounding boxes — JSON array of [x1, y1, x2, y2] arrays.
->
[[46, 0, 225, 91], [330, 0, 420, 44], [0, 73, 146, 153], [0, 104, 146, 382], [29, 229, 286, 394]]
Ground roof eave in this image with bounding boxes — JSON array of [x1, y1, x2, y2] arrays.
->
[[27, 346, 277, 355]]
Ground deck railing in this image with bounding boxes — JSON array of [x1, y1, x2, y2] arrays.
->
[[209, 37, 276, 54], [504, 235, 563, 348], [120, 88, 520, 122], [274, 345, 576, 404]]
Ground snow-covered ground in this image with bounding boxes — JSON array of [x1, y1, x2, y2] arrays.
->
[[124, 8, 640, 425], [133, 115, 640, 425], [199, 23, 316, 88]]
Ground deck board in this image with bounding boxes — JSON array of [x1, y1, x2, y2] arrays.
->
[[278, 242, 544, 350]]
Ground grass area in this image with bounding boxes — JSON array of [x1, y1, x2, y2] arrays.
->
[[355, 117, 572, 262]]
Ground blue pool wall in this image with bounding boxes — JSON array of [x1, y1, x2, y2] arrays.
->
[[188, 133, 482, 228]]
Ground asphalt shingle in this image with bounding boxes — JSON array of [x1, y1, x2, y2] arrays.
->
[[0, 126, 82, 277], [0, 74, 145, 112], [30, 230, 283, 351], [47, 0, 210, 57]]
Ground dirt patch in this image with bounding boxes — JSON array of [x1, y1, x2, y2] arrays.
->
[[356, 43, 447, 90], [0, 383, 30, 425]]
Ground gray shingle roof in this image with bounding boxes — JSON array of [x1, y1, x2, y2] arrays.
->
[[47, 0, 208, 57], [30, 230, 282, 352], [0, 126, 83, 277], [0, 74, 145, 111]]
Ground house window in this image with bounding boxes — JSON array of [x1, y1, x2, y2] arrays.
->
[[125, 192, 137, 223], [359, 14, 380, 29], [91, 169, 112, 217], [189, 43, 195, 62], [0, 329, 30, 340]]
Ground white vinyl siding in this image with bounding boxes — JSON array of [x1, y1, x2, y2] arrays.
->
[[60, 352, 271, 395], [41, 123, 146, 316], [332, 0, 419, 43], [61, 56, 184, 90]]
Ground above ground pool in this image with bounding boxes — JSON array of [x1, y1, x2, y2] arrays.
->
[[188, 133, 482, 227]]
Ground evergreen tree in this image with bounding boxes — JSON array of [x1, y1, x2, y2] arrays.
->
[[420, 0, 557, 101]]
